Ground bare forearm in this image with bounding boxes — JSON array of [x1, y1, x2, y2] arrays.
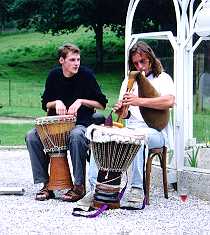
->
[[80, 99, 105, 110], [122, 94, 175, 110], [46, 100, 67, 115], [137, 95, 175, 110]]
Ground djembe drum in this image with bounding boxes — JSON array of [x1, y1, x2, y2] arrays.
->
[[87, 124, 145, 209], [35, 115, 76, 190]]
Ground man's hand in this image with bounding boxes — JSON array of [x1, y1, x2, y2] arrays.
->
[[122, 92, 139, 106], [113, 100, 126, 116], [67, 99, 82, 116], [55, 100, 67, 115]]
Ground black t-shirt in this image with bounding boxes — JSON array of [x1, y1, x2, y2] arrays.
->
[[41, 65, 108, 127]]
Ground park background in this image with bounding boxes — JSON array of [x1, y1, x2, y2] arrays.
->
[[0, 0, 210, 170]]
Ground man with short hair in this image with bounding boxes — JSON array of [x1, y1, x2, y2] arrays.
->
[[26, 43, 108, 202]]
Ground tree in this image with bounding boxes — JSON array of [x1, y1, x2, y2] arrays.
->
[[10, 0, 178, 67], [0, 0, 14, 32], [133, 0, 177, 35], [10, 0, 129, 69]]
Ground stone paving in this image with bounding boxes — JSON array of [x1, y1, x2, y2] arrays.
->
[[0, 149, 210, 235]]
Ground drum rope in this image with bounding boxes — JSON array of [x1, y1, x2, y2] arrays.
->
[[40, 124, 61, 153], [72, 162, 147, 218], [93, 142, 141, 172], [96, 175, 122, 185], [71, 129, 147, 218]]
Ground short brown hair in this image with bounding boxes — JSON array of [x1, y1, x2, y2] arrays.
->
[[129, 41, 163, 77], [58, 43, 80, 59]]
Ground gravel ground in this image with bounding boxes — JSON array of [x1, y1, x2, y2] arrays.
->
[[0, 149, 210, 235]]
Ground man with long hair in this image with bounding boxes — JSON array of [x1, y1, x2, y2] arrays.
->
[[114, 41, 175, 201], [84, 41, 175, 205]]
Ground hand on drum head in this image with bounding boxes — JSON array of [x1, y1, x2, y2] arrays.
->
[[55, 100, 67, 115], [67, 99, 82, 116]]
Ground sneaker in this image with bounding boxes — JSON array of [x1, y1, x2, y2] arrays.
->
[[168, 182, 177, 192], [76, 190, 94, 207], [127, 187, 143, 202]]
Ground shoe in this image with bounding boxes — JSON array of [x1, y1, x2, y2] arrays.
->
[[35, 185, 55, 201], [62, 184, 85, 202], [127, 187, 143, 202], [77, 190, 94, 207], [171, 182, 177, 191], [168, 182, 177, 192]]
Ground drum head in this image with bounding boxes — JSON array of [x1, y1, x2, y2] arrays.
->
[[35, 115, 76, 125]]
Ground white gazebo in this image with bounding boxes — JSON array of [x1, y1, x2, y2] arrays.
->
[[125, 0, 210, 170], [125, 0, 210, 199]]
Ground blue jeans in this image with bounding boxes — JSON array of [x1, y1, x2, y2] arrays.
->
[[88, 127, 165, 190], [25, 125, 89, 185]]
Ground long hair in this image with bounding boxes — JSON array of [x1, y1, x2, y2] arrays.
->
[[129, 41, 163, 77]]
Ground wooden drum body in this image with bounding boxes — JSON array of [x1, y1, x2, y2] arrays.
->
[[35, 115, 76, 190], [87, 125, 145, 209]]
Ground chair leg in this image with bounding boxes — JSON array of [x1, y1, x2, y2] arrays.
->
[[162, 147, 168, 199], [145, 147, 168, 205], [145, 156, 153, 205]]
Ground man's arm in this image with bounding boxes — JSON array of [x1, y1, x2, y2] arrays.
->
[[47, 100, 67, 115], [79, 99, 104, 109], [122, 93, 175, 110], [67, 99, 104, 116]]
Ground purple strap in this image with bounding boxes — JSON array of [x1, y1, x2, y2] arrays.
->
[[87, 204, 109, 218], [118, 173, 128, 200], [72, 171, 147, 218], [72, 204, 108, 218], [72, 173, 128, 218], [72, 146, 148, 217]]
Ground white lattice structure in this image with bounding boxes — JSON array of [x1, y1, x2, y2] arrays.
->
[[125, 0, 210, 170]]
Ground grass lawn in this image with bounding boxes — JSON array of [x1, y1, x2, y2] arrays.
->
[[0, 28, 124, 117], [0, 29, 125, 145], [0, 123, 34, 145], [0, 29, 209, 145]]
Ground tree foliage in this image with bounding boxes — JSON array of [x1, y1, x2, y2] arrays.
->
[[10, 0, 129, 68], [133, 0, 177, 34], [0, 0, 14, 31], [8, 0, 179, 67]]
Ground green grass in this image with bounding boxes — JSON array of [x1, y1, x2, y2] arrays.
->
[[0, 29, 209, 146], [0, 107, 45, 118], [193, 111, 210, 143], [0, 29, 124, 145], [0, 28, 124, 117], [0, 123, 34, 145], [0, 27, 124, 69], [0, 68, 123, 117]]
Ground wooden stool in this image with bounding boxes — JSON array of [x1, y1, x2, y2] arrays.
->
[[145, 146, 168, 205]]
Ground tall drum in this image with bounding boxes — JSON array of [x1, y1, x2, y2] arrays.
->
[[87, 124, 145, 209], [35, 115, 76, 190]]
